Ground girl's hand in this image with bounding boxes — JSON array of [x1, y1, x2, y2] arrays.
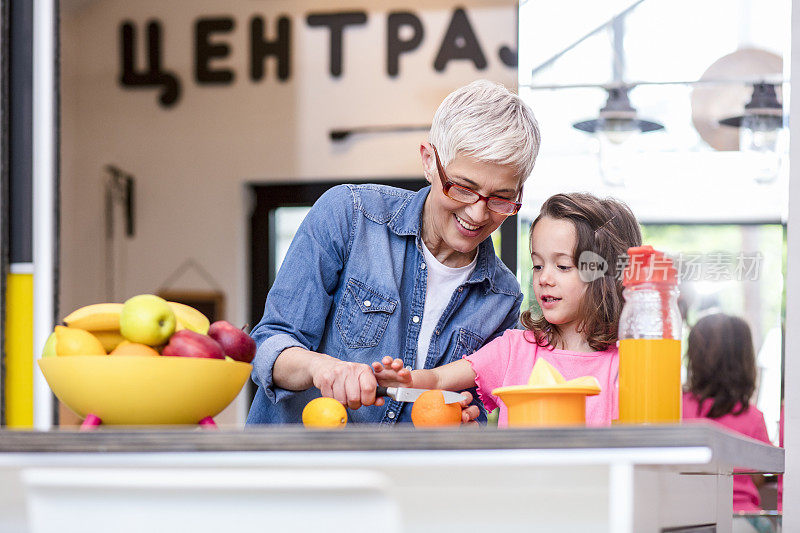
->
[[371, 356, 413, 387], [372, 358, 478, 425], [459, 391, 480, 426]]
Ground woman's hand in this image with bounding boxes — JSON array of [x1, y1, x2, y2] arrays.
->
[[309, 356, 384, 410], [371, 356, 413, 387], [459, 391, 480, 426]]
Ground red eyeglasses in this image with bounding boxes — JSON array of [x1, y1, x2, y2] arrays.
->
[[431, 145, 522, 216]]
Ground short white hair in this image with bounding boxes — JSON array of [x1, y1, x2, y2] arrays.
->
[[429, 79, 541, 182]]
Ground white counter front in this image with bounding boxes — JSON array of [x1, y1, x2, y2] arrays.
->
[[0, 422, 784, 533]]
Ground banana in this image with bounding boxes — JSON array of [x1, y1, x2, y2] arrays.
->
[[63, 303, 123, 331], [92, 330, 126, 352], [168, 302, 210, 334]]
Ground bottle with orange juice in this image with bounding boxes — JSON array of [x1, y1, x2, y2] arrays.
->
[[617, 246, 682, 424]]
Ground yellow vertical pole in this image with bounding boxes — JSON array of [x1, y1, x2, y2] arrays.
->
[[5, 265, 34, 427]]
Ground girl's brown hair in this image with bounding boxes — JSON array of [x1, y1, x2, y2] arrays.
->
[[686, 313, 757, 418], [520, 193, 642, 351]]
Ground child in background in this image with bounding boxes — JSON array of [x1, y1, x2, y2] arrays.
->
[[373, 193, 642, 426], [682, 314, 772, 516]]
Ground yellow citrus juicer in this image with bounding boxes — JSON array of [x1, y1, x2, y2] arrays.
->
[[492, 358, 601, 427]]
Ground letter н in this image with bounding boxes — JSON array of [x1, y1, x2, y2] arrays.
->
[[251, 15, 291, 81]]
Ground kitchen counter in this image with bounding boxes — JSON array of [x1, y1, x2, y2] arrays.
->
[[0, 422, 783, 533]]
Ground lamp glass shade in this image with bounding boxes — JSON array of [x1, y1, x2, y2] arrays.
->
[[597, 134, 638, 187], [596, 117, 641, 145], [739, 114, 785, 184]]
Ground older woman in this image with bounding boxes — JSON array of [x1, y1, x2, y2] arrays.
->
[[246, 80, 540, 424]]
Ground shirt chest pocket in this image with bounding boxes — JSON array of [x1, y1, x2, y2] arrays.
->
[[447, 328, 485, 363], [335, 279, 398, 349]]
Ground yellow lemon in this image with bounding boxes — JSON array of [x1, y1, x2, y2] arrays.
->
[[527, 358, 567, 386], [54, 325, 106, 356], [302, 397, 347, 429]]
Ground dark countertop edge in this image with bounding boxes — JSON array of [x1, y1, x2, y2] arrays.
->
[[0, 422, 784, 472]]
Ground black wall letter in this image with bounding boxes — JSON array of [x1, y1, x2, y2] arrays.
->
[[499, 45, 517, 68], [251, 16, 291, 81], [498, 8, 518, 68], [433, 9, 487, 72], [119, 20, 181, 107], [386, 12, 424, 77], [306, 12, 367, 77], [195, 17, 235, 84]]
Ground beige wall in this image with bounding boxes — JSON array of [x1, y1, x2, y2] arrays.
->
[[59, 0, 516, 423]]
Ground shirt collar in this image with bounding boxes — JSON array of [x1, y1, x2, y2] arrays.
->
[[387, 185, 429, 236]]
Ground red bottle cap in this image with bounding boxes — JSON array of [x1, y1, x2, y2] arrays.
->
[[622, 245, 678, 286]]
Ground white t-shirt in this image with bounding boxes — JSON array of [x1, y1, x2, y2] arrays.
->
[[416, 242, 478, 370]]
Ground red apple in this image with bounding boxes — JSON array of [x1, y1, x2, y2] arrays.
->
[[161, 330, 225, 359], [208, 320, 256, 363]]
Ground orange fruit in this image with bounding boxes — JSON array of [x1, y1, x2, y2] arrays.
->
[[302, 397, 347, 429], [110, 341, 160, 357], [411, 390, 462, 428]]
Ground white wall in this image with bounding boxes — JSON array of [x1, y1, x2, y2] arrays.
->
[[59, 0, 517, 423], [782, 0, 800, 526]]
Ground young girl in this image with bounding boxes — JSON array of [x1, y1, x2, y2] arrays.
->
[[682, 313, 773, 514], [373, 192, 642, 426]]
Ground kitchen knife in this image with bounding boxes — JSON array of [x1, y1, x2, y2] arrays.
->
[[376, 386, 464, 404]]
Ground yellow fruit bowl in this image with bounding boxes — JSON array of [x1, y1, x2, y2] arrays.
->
[[38, 356, 252, 425]]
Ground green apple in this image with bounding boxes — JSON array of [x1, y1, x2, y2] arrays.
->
[[120, 294, 176, 346], [41, 331, 58, 358]]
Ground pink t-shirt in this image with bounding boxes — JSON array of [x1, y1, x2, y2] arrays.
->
[[682, 392, 771, 512], [464, 329, 619, 427]]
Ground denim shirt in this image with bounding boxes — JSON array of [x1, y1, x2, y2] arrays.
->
[[246, 184, 522, 425]]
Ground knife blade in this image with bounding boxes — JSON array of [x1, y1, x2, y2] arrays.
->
[[376, 386, 464, 404]]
